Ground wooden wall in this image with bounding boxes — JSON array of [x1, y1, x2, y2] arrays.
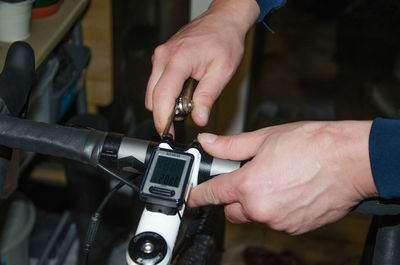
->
[[82, 0, 113, 113]]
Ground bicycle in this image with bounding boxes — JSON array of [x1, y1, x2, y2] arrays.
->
[[0, 42, 243, 265], [3, 42, 400, 265]]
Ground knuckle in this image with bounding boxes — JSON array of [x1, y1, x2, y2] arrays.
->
[[258, 209, 277, 224], [168, 49, 186, 67], [224, 136, 238, 155], [152, 85, 171, 101], [224, 207, 237, 223], [218, 59, 236, 78], [167, 39, 188, 58], [268, 216, 287, 230], [236, 175, 253, 197], [251, 204, 281, 225], [152, 86, 164, 100], [287, 227, 301, 235], [153, 44, 167, 59], [264, 213, 301, 235], [267, 216, 293, 232], [205, 182, 219, 204], [196, 91, 216, 107], [206, 178, 236, 205], [168, 48, 180, 60], [218, 186, 235, 204]]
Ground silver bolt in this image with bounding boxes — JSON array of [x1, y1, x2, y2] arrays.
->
[[141, 242, 154, 254]]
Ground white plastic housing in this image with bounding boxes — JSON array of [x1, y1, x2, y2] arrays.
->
[[127, 143, 201, 265]]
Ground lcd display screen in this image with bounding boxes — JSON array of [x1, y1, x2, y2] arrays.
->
[[150, 155, 186, 187]]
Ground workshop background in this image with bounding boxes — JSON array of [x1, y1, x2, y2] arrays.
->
[[1, 0, 399, 264]]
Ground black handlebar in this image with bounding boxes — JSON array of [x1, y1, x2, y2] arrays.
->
[[0, 114, 241, 180], [0, 115, 107, 164]]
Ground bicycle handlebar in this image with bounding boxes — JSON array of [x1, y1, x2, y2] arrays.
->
[[0, 114, 241, 181], [0, 115, 107, 164]]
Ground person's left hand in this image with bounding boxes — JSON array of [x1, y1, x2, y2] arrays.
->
[[188, 121, 378, 235], [145, 0, 260, 135]]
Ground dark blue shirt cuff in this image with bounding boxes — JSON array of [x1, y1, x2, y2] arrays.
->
[[369, 118, 400, 199], [255, 0, 286, 22]]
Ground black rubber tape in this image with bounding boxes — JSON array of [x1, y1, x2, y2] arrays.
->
[[100, 132, 123, 167], [198, 153, 213, 184], [0, 115, 106, 163]]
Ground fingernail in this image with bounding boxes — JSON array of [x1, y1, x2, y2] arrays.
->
[[197, 106, 210, 124], [198, 133, 217, 144]]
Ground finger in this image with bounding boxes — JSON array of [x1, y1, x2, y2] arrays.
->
[[145, 46, 169, 110], [188, 171, 238, 207], [152, 59, 192, 134], [224, 203, 250, 223], [197, 129, 268, 160], [191, 70, 230, 126]]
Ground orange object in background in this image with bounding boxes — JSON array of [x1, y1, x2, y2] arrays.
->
[[31, 0, 63, 19]]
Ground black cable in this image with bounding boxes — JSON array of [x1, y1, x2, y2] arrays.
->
[[83, 173, 140, 265], [177, 203, 186, 221], [96, 163, 139, 192], [95, 181, 127, 214], [172, 204, 196, 263]]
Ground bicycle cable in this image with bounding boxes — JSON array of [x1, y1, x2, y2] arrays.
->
[[83, 173, 141, 265], [96, 163, 139, 192]]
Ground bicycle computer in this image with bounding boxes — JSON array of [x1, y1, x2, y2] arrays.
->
[[139, 147, 194, 215]]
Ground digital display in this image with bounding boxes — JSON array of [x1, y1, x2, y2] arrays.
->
[[150, 155, 186, 187]]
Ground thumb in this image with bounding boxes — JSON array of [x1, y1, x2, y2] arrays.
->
[[197, 129, 267, 161], [188, 169, 239, 208]]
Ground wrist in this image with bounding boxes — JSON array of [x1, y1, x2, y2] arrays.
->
[[208, 0, 260, 37], [324, 121, 378, 199]]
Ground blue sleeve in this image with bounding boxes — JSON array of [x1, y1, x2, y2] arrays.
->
[[369, 118, 400, 199], [255, 0, 286, 22]]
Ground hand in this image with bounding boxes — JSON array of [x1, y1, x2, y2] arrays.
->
[[145, 0, 260, 135], [188, 121, 378, 235]]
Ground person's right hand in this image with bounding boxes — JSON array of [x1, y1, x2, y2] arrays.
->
[[145, 0, 260, 135], [189, 121, 378, 235]]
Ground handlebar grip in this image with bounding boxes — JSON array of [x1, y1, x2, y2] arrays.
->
[[0, 42, 35, 117], [198, 153, 242, 184], [0, 115, 106, 164], [209, 157, 241, 176]]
